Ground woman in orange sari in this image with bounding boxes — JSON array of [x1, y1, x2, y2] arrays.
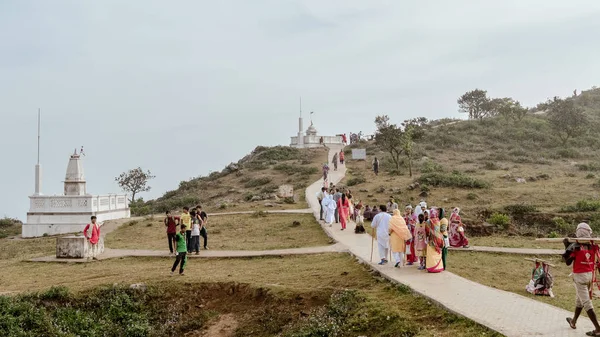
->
[[425, 209, 445, 273], [389, 209, 413, 267]]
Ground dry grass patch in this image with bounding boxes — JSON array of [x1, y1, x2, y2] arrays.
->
[[469, 236, 564, 249], [105, 213, 332, 251], [448, 251, 574, 311]]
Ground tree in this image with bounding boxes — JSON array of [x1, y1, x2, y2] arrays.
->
[[401, 117, 429, 140], [115, 167, 155, 202], [402, 125, 416, 177], [491, 98, 528, 123], [545, 96, 588, 145], [374, 115, 404, 170], [457, 89, 493, 120]]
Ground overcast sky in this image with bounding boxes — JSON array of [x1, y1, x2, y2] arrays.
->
[[2, 0, 600, 220]]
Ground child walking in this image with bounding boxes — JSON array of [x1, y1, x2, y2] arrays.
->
[[171, 224, 188, 276], [191, 217, 201, 255], [415, 213, 427, 270]]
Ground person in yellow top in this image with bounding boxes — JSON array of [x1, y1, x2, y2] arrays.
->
[[180, 207, 192, 252], [388, 209, 413, 268], [438, 208, 449, 270]]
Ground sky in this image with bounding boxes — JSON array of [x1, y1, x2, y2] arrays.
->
[[1, 0, 600, 220]]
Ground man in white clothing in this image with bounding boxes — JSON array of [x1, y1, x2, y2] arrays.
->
[[371, 205, 391, 265]]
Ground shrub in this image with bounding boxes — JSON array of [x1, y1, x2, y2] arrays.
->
[[503, 204, 537, 216], [251, 211, 268, 218], [577, 162, 600, 171], [466, 193, 478, 200], [420, 160, 445, 173], [561, 199, 600, 212], [417, 172, 489, 189], [586, 173, 596, 179], [553, 217, 576, 234], [347, 176, 366, 187], [244, 177, 272, 188], [487, 213, 511, 229], [482, 162, 500, 170], [252, 146, 301, 161]]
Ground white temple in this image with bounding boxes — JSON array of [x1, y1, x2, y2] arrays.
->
[[22, 149, 130, 238], [290, 112, 343, 148]]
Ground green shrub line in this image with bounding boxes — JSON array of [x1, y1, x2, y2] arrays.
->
[[417, 172, 489, 189]]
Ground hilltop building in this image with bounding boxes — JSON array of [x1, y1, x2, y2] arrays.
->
[[290, 114, 343, 148], [22, 149, 130, 238]]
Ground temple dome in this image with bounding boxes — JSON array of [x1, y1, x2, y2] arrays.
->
[[306, 122, 317, 136]]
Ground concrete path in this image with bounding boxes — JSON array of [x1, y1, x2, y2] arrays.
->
[[207, 209, 313, 216], [306, 145, 592, 337], [29, 243, 347, 263]]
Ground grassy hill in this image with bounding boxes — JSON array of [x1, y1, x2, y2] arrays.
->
[[342, 86, 600, 237], [134, 146, 327, 215]]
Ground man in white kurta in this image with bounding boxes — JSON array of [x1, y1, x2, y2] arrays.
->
[[371, 206, 391, 265]]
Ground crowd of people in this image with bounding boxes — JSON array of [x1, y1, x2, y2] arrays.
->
[[316, 184, 471, 273], [162, 205, 209, 276]]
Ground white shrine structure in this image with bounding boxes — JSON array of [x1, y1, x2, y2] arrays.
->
[[290, 113, 343, 148], [22, 149, 130, 238]]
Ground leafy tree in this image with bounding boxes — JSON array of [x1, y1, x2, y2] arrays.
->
[[402, 125, 416, 177], [374, 115, 404, 170], [401, 117, 429, 140], [491, 98, 528, 123], [115, 167, 155, 202], [457, 89, 493, 120], [545, 96, 588, 145]]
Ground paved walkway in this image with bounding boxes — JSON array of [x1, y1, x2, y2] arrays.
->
[[30, 243, 347, 263], [207, 208, 313, 216], [306, 145, 592, 337]]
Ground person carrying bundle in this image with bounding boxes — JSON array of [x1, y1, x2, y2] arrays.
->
[[525, 259, 554, 297], [565, 223, 600, 336]]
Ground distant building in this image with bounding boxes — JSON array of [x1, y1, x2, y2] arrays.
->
[[23, 149, 130, 238], [290, 115, 343, 148]]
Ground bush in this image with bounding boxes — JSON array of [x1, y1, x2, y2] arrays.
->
[[244, 177, 272, 188], [346, 176, 366, 187], [561, 199, 600, 213], [252, 146, 301, 161], [482, 162, 500, 170], [586, 173, 596, 179], [487, 213, 511, 229], [420, 161, 444, 173], [503, 204, 538, 216], [553, 217, 576, 235], [417, 172, 489, 189], [577, 162, 600, 171], [466, 193, 478, 200]]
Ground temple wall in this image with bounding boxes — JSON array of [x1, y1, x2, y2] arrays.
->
[[291, 135, 343, 148], [23, 194, 130, 238]]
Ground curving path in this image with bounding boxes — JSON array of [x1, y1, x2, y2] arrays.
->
[[306, 145, 591, 337]]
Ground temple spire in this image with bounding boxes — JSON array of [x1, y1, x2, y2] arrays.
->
[[34, 109, 42, 195]]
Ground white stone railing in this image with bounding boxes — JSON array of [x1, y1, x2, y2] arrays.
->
[[29, 194, 129, 213], [291, 135, 343, 145]]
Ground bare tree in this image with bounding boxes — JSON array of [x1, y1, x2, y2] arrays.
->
[[115, 167, 155, 202]]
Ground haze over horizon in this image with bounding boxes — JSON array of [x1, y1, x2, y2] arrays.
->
[[2, 1, 600, 220]]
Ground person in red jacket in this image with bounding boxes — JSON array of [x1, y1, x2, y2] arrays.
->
[[83, 216, 101, 259], [339, 150, 345, 165], [164, 211, 178, 255], [565, 223, 600, 336]]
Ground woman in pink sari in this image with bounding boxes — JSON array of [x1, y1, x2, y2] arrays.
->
[[337, 193, 350, 230], [449, 207, 470, 248], [404, 205, 418, 265]]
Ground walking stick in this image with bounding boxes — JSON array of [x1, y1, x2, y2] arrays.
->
[[370, 232, 374, 262]]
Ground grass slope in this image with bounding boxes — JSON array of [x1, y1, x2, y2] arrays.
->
[[134, 146, 328, 215], [106, 213, 332, 251]]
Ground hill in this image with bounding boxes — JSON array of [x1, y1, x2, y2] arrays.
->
[[341, 86, 600, 237], [134, 146, 327, 215]]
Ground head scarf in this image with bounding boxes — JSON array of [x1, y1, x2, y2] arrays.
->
[[389, 209, 412, 241], [420, 201, 427, 209], [405, 205, 413, 210], [453, 207, 460, 215], [414, 205, 423, 217], [576, 223, 592, 238]]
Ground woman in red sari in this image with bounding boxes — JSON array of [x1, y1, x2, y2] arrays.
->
[[404, 205, 418, 265], [425, 209, 445, 273], [337, 193, 350, 230], [449, 207, 470, 248]]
